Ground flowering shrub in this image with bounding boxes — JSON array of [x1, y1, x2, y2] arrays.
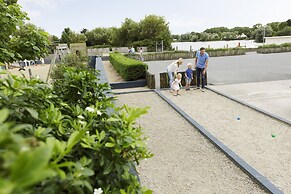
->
[[0, 61, 152, 193]]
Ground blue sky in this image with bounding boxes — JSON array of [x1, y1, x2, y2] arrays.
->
[[18, 0, 291, 37]]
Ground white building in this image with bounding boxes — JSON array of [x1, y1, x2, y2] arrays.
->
[[264, 36, 291, 45]]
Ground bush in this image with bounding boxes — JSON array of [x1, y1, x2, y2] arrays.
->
[[109, 52, 148, 81], [51, 53, 89, 80], [0, 65, 152, 193], [258, 42, 291, 49]]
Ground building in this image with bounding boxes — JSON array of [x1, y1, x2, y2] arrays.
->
[[264, 36, 291, 45]]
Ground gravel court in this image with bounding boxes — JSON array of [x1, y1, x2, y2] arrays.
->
[[161, 89, 291, 193], [116, 92, 266, 194]]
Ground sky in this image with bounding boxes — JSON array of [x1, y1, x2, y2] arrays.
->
[[18, 0, 291, 37]]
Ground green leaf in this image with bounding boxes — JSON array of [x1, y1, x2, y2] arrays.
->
[[107, 117, 120, 122], [103, 161, 113, 175], [120, 189, 127, 194], [67, 130, 83, 151], [0, 108, 9, 123], [24, 107, 39, 120], [11, 124, 32, 133], [10, 145, 55, 188], [99, 131, 106, 141], [105, 142, 115, 148], [79, 168, 94, 177]]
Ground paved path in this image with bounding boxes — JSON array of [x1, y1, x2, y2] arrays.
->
[[1, 64, 51, 82], [146, 52, 291, 85]]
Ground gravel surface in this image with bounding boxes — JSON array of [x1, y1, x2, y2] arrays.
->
[[116, 92, 266, 194], [161, 89, 291, 193], [2, 64, 51, 82]]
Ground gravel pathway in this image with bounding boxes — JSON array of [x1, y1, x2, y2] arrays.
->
[[103, 61, 124, 83], [116, 92, 266, 194], [161, 89, 291, 193]]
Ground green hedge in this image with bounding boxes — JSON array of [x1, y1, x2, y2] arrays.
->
[[258, 42, 291, 48], [109, 52, 148, 81]]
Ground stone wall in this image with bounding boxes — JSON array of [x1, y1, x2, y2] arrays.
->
[[70, 43, 87, 56], [146, 71, 155, 89]]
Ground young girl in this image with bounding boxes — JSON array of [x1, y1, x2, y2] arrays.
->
[[171, 73, 182, 96]]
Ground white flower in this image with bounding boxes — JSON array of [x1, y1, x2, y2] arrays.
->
[[85, 107, 95, 113], [77, 115, 85, 120], [93, 188, 103, 194], [96, 110, 102, 116], [20, 146, 29, 152], [79, 120, 86, 125]]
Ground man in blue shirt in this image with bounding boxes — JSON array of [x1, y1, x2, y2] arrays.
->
[[194, 47, 209, 92]]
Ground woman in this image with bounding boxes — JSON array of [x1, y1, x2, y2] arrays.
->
[[167, 58, 183, 92]]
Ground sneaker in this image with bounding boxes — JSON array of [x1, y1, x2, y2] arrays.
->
[[174, 94, 177, 96], [202, 88, 205, 92], [194, 87, 200, 90]]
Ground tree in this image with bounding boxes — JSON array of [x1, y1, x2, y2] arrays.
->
[[231, 27, 252, 38], [287, 19, 291, 27], [275, 26, 291, 36], [111, 18, 140, 47], [204, 27, 229, 35], [60, 27, 86, 44], [10, 23, 50, 60], [139, 15, 172, 50], [0, 0, 28, 63], [85, 27, 112, 46], [253, 25, 273, 42]]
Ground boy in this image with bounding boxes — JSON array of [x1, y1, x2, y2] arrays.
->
[[185, 63, 193, 91]]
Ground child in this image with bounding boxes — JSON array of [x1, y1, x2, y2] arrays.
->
[[185, 63, 193, 91], [172, 73, 182, 96]]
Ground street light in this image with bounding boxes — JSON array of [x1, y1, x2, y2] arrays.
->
[[263, 25, 267, 45]]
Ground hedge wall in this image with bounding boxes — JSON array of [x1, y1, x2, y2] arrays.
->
[[109, 52, 148, 81]]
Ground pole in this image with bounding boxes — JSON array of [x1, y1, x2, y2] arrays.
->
[[156, 42, 157, 52], [161, 40, 164, 52], [263, 26, 266, 44]]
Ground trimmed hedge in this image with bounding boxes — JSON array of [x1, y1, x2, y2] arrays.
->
[[109, 52, 148, 81], [257, 43, 291, 54]]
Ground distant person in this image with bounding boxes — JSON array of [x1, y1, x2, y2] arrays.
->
[[172, 73, 182, 96], [185, 63, 193, 91], [139, 47, 144, 61], [167, 58, 183, 92], [131, 46, 135, 53], [194, 47, 209, 92]]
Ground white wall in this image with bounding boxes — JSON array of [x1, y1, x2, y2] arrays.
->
[[265, 36, 291, 45]]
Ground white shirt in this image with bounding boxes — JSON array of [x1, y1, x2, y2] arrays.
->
[[167, 60, 180, 73]]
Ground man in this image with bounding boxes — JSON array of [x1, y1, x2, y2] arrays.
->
[[194, 47, 209, 92]]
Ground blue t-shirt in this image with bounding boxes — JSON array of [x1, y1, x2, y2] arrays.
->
[[196, 51, 209, 68], [185, 68, 193, 79]]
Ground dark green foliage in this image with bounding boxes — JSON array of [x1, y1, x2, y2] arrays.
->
[[0, 55, 152, 193]]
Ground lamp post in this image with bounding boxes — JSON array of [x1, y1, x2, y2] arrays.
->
[[263, 25, 266, 45]]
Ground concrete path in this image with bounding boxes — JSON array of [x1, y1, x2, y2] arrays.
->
[[146, 52, 291, 85]]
